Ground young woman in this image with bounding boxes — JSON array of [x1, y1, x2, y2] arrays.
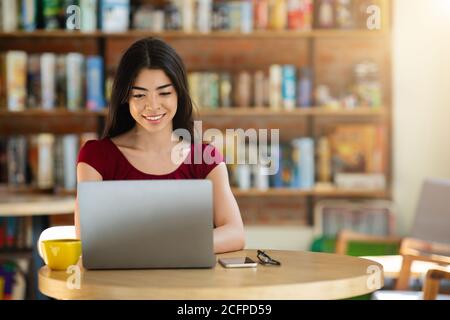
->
[[75, 37, 245, 253]]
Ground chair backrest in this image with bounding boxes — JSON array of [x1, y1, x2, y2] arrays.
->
[[410, 178, 450, 245]]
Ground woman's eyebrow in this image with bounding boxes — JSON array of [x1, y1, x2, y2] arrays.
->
[[156, 84, 173, 90], [131, 84, 172, 91]]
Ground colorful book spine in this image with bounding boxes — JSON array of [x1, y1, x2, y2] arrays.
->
[[269, 64, 282, 110], [27, 54, 41, 109], [6, 51, 27, 111], [291, 137, 315, 189], [41, 53, 56, 110], [269, 0, 287, 30], [56, 55, 67, 108], [271, 143, 284, 188], [7, 136, 27, 186], [235, 71, 252, 107], [21, 0, 37, 31], [287, 0, 302, 30], [80, 0, 97, 32], [181, 0, 195, 32], [197, 0, 212, 33], [282, 65, 297, 110], [228, 1, 241, 31], [62, 134, 79, 190], [101, 0, 130, 32], [219, 73, 232, 108], [66, 53, 84, 110], [43, 0, 62, 30], [302, 0, 313, 30], [254, 0, 269, 30], [2, 0, 19, 32], [208, 73, 219, 109], [188, 72, 200, 111], [37, 134, 55, 189], [240, 0, 253, 34], [253, 70, 266, 107], [86, 56, 105, 110], [297, 67, 313, 107], [317, 136, 331, 182]]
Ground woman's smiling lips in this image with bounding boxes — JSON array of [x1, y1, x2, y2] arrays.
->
[[142, 113, 166, 123]]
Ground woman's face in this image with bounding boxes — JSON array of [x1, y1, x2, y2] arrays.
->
[[128, 68, 178, 134]]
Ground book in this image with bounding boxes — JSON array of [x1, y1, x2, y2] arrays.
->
[[66, 53, 84, 110], [208, 73, 219, 109], [317, 136, 331, 182], [328, 124, 382, 175], [234, 71, 252, 107], [80, 0, 97, 31], [269, 64, 282, 110], [287, 0, 302, 30], [269, 0, 287, 30], [21, 0, 37, 31], [7, 136, 27, 186], [101, 0, 130, 32], [164, 1, 182, 30], [240, 0, 253, 34], [43, 0, 62, 30], [0, 137, 7, 183], [281, 65, 297, 110], [55, 134, 78, 191], [187, 72, 200, 111], [86, 55, 105, 110], [37, 134, 55, 189], [228, 1, 241, 32], [27, 54, 41, 109], [254, 0, 269, 30], [40, 53, 56, 110], [297, 67, 313, 107], [180, 0, 195, 32], [211, 1, 230, 30], [197, 0, 212, 33], [291, 137, 315, 189], [55, 54, 67, 108], [253, 70, 266, 107], [1, 0, 19, 32], [6, 51, 27, 111], [334, 172, 386, 190], [219, 72, 232, 108]]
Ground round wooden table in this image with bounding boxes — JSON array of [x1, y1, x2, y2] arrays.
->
[[38, 250, 384, 300]]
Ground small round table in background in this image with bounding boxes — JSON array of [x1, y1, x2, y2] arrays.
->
[[38, 249, 383, 300]]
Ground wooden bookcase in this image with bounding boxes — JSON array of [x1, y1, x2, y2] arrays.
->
[[0, 0, 392, 227]]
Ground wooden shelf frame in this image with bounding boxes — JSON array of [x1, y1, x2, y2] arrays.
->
[[0, 106, 387, 118], [0, 29, 389, 39]]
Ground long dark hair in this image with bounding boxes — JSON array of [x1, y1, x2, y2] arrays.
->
[[102, 37, 195, 139]]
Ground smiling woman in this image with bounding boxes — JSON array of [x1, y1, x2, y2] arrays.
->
[[75, 37, 245, 254]]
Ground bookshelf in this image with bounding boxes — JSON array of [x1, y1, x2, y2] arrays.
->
[[0, 1, 392, 228]]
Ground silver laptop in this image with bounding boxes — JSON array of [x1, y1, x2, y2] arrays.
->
[[77, 180, 216, 269]]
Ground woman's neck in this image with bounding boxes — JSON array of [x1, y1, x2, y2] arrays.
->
[[130, 124, 177, 154]]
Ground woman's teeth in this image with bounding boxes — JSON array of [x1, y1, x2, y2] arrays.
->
[[144, 114, 165, 121]]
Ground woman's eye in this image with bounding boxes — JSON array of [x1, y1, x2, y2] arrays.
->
[[133, 94, 145, 99], [160, 92, 171, 96]]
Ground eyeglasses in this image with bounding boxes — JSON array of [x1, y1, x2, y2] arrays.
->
[[257, 250, 281, 266]]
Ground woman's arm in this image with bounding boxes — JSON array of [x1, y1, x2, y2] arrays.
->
[[75, 162, 103, 239], [207, 162, 246, 253]]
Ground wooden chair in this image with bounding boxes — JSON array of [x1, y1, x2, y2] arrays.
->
[[337, 178, 450, 296], [423, 269, 450, 300], [336, 230, 402, 256], [395, 178, 450, 290], [396, 237, 450, 290]]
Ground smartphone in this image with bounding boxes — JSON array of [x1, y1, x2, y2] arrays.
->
[[218, 257, 258, 268]]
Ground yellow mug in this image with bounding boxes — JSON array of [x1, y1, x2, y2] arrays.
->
[[42, 239, 82, 271]]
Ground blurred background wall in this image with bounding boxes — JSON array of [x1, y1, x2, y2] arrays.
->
[[393, 0, 450, 235]]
